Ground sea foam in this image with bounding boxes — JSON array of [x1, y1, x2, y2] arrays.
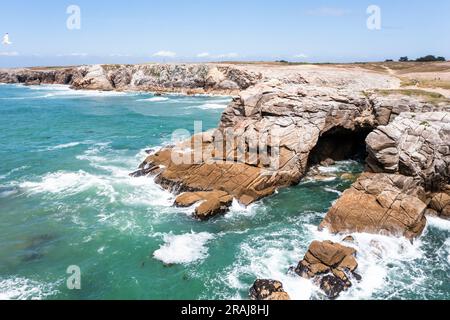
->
[[0, 277, 58, 300], [153, 232, 215, 264], [136, 97, 169, 102]]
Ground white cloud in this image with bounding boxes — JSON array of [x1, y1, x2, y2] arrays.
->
[[306, 7, 350, 17], [109, 53, 132, 57], [216, 53, 239, 59], [0, 51, 19, 56], [196, 52, 210, 58], [70, 53, 88, 57], [153, 50, 177, 58], [293, 53, 308, 59], [57, 53, 88, 57]]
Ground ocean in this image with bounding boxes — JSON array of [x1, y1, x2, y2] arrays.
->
[[0, 84, 449, 300]]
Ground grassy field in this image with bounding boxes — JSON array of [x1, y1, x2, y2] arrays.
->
[[374, 88, 450, 104]]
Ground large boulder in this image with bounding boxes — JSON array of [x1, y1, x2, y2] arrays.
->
[[249, 279, 290, 300], [175, 190, 234, 220], [320, 173, 427, 239], [292, 240, 360, 299]]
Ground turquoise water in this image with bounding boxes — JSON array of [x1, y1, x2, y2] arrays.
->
[[0, 84, 449, 300]]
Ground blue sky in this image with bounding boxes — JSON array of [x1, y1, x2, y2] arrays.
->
[[0, 0, 449, 67]]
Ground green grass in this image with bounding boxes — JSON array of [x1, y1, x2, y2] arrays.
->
[[400, 77, 450, 90]]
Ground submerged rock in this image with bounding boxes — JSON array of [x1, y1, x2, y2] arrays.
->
[[319, 275, 347, 300], [249, 279, 291, 300], [320, 173, 427, 239], [292, 240, 359, 299]]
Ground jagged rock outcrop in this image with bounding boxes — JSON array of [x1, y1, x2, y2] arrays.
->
[[322, 111, 449, 239], [426, 186, 450, 219], [0, 64, 262, 95], [0, 67, 77, 85], [366, 112, 450, 191], [138, 81, 378, 212], [367, 91, 449, 125], [291, 240, 360, 299], [249, 279, 290, 300], [174, 190, 234, 220], [320, 173, 427, 239]]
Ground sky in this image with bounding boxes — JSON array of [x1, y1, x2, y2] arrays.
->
[[0, 0, 449, 67]]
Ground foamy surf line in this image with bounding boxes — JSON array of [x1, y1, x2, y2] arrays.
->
[[43, 141, 85, 151], [0, 277, 59, 300], [21, 84, 136, 98], [153, 231, 215, 264], [187, 103, 228, 110], [136, 97, 170, 102]]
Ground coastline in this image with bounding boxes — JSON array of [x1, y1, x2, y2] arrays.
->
[[1, 62, 450, 299]]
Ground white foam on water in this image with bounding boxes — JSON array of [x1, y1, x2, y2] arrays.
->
[[0, 97, 26, 100], [26, 84, 131, 98], [153, 231, 215, 264], [444, 238, 450, 262], [136, 97, 169, 102], [224, 200, 260, 220], [310, 227, 425, 300], [45, 141, 83, 151], [28, 84, 71, 91], [216, 227, 317, 300], [0, 187, 18, 198], [323, 187, 342, 196], [20, 170, 118, 202], [0, 166, 29, 180], [0, 277, 58, 300], [427, 216, 450, 231], [190, 103, 228, 110]]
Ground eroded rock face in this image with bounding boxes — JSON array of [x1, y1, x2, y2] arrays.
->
[[0, 64, 262, 95], [249, 279, 290, 300], [140, 81, 378, 206], [292, 241, 359, 299], [320, 173, 427, 239], [174, 190, 234, 220], [427, 189, 450, 219], [366, 112, 450, 191], [368, 92, 449, 126], [0, 67, 77, 85]]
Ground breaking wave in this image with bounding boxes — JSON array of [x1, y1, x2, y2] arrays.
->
[[153, 232, 215, 264]]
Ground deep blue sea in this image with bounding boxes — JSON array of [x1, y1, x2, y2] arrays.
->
[[0, 84, 449, 300]]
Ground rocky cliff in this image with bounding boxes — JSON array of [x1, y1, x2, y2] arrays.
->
[[0, 64, 262, 95]]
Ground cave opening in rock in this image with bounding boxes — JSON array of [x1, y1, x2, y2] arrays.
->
[[307, 126, 373, 167]]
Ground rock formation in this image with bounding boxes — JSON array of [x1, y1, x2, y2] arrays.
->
[[174, 190, 234, 220], [0, 64, 262, 95], [321, 111, 449, 239], [291, 240, 360, 299], [426, 186, 450, 219], [137, 81, 380, 209], [366, 112, 450, 191], [320, 173, 428, 239], [249, 279, 290, 300]]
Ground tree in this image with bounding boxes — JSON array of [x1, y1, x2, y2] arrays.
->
[[415, 55, 446, 62], [399, 56, 409, 62]]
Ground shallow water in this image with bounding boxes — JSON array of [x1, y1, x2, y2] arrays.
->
[[0, 84, 448, 300]]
